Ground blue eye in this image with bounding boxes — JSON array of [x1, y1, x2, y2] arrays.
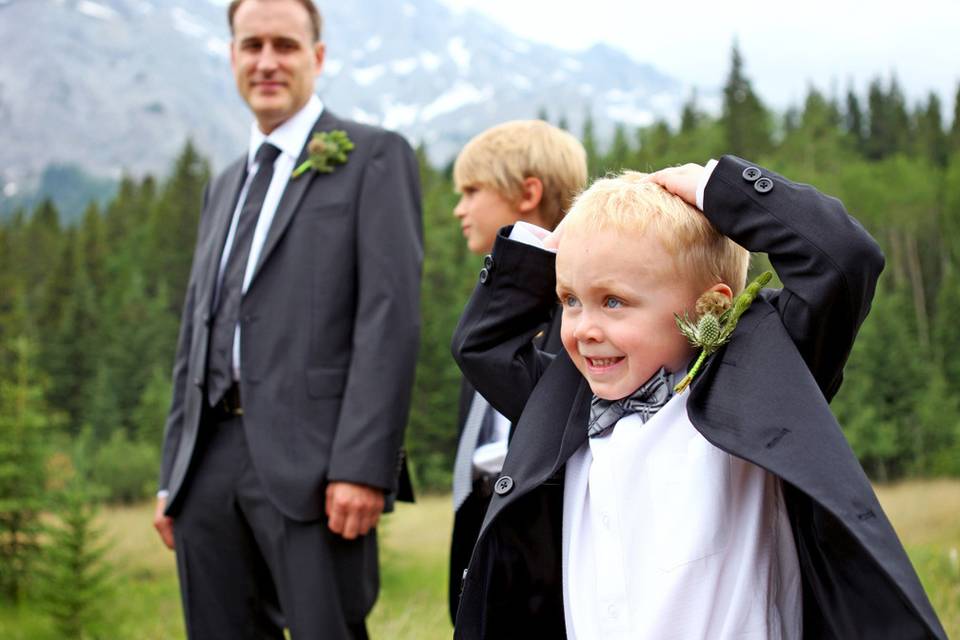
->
[[604, 297, 623, 309], [562, 295, 580, 307]]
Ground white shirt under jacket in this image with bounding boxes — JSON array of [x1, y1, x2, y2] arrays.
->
[[561, 391, 802, 640]]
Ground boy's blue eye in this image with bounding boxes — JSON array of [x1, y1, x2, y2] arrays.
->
[[604, 297, 623, 309], [562, 295, 579, 307]]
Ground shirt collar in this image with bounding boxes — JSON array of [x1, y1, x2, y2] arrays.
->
[[247, 94, 324, 168]]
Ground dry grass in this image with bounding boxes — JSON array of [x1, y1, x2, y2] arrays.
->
[[3, 482, 955, 638]]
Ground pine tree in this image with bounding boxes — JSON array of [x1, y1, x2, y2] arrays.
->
[[606, 124, 632, 171], [679, 89, 703, 135], [0, 338, 52, 602], [720, 41, 772, 159], [913, 92, 948, 167], [949, 82, 960, 154], [35, 477, 114, 638], [845, 87, 866, 153], [581, 111, 600, 177]]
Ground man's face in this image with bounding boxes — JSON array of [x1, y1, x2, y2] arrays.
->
[[453, 184, 521, 255], [556, 227, 702, 400], [231, 0, 324, 133]]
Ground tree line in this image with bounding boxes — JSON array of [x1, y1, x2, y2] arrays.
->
[[1, 43, 959, 628]]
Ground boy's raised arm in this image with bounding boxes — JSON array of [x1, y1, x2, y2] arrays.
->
[[451, 226, 559, 423], [649, 156, 884, 399]]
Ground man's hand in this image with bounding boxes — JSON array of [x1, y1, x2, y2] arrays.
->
[[325, 481, 385, 540], [643, 163, 705, 208], [154, 496, 175, 550]]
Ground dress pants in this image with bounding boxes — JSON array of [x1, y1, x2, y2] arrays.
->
[[172, 411, 376, 639]]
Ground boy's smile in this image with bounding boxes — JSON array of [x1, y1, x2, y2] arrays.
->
[[556, 227, 705, 400]]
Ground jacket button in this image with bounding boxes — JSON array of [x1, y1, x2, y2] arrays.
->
[[193, 377, 202, 387], [483, 254, 494, 270], [754, 176, 774, 193], [742, 166, 761, 182], [494, 475, 514, 495], [202, 313, 211, 326], [478, 268, 490, 285]]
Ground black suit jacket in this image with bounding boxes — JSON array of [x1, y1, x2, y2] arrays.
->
[[451, 156, 945, 639], [448, 312, 562, 622], [160, 108, 423, 521]]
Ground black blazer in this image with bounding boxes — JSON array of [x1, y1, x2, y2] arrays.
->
[[448, 312, 562, 622], [160, 108, 423, 521], [451, 156, 945, 639]]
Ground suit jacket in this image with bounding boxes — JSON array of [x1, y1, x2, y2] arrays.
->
[[160, 108, 423, 522], [451, 156, 946, 639], [448, 312, 562, 621]]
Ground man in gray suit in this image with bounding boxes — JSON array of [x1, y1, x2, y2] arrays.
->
[[152, 1, 422, 637]]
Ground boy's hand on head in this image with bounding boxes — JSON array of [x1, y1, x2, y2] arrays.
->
[[644, 164, 704, 208]]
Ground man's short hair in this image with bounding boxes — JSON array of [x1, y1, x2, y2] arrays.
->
[[228, 0, 323, 42], [453, 120, 588, 231], [563, 171, 750, 293]]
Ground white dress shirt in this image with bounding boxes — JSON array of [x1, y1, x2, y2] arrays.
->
[[215, 94, 324, 379], [562, 392, 802, 640]]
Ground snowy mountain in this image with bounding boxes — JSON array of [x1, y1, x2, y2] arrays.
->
[[0, 0, 684, 197]]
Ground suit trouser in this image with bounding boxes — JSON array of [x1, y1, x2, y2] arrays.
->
[[172, 412, 376, 640]]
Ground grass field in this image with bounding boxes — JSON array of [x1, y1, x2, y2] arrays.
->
[[1, 481, 957, 638]]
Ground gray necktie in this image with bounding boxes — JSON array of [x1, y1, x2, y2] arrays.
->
[[207, 142, 281, 407], [452, 392, 493, 511], [587, 367, 673, 438]]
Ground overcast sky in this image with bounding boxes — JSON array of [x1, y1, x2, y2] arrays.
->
[[440, 0, 959, 115]]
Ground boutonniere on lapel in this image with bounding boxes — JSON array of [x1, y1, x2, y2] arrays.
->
[[291, 130, 355, 179], [673, 270, 772, 393]]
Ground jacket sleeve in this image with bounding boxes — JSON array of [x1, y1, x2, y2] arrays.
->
[[702, 155, 885, 399], [451, 229, 559, 424], [326, 131, 423, 492], [158, 183, 210, 491]]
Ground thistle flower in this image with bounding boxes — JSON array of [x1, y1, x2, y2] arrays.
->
[[674, 270, 772, 393], [292, 130, 355, 178], [695, 291, 731, 318]]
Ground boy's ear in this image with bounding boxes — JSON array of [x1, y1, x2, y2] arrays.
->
[[518, 176, 544, 215], [707, 283, 734, 299]]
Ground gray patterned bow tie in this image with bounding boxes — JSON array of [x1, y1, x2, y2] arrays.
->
[[587, 367, 674, 438]]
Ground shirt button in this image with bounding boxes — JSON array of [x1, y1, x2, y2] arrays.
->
[[601, 512, 611, 529], [607, 604, 619, 619]]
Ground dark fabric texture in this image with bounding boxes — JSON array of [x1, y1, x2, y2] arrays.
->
[[447, 308, 563, 623], [207, 142, 281, 407], [450, 156, 946, 639], [173, 413, 377, 639]]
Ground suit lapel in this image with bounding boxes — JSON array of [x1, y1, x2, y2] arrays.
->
[[248, 109, 337, 287], [199, 160, 246, 313]]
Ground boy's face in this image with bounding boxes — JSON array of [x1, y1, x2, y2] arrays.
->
[[454, 184, 521, 255], [556, 227, 702, 400]]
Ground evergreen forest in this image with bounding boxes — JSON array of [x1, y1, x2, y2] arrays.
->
[[2, 50, 960, 618]]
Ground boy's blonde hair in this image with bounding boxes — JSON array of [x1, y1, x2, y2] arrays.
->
[[453, 120, 588, 231], [563, 171, 750, 293]]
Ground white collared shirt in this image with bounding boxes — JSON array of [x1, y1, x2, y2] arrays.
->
[[562, 392, 802, 640], [216, 94, 324, 379]]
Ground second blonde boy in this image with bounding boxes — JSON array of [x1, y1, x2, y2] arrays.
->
[[448, 120, 586, 622]]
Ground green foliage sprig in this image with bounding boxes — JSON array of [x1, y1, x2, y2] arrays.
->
[[674, 270, 773, 393], [292, 130, 354, 178]]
